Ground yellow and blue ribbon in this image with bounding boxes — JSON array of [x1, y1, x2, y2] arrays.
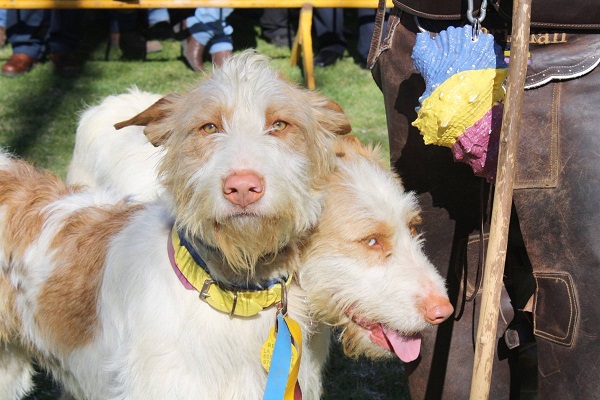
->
[[263, 314, 303, 400]]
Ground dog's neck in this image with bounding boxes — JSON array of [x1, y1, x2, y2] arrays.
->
[[172, 229, 315, 329], [179, 230, 299, 291]]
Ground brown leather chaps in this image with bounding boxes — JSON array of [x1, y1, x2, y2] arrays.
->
[[369, 3, 600, 399]]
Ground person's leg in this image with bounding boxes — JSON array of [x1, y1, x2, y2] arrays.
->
[[147, 8, 169, 27], [47, 9, 80, 55], [512, 59, 600, 399], [46, 9, 82, 76], [313, 8, 345, 67], [205, 10, 233, 68], [182, 8, 233, 71], [260, 8, 293, 47], [356, 8, 377, 67], [180, 11, 204, 71], [147, 8, 173, 40], [47, 9, 82, 76], [114, 10, 146, 60], [0, 9, 7, 47], [6, 9, 47, 59], [207, 38, 232, 67], [1, 9, 48, 76]]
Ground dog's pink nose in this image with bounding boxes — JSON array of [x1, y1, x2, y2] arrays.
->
[[223, 171, 265, 207], [423, 295, 454, 325]]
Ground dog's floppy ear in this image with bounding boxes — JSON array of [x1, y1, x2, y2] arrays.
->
[[323, 101, 352, 135], [114, 94, 180, 146], [334, 135, 363, 158], [334, 135, 389, 167], [307, 91, 352, 136]]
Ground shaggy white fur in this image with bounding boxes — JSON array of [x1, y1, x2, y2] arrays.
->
[[67, 88, 164, 202]]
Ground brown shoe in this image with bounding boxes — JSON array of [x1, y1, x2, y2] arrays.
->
[[50, 53, 81, 77], [1, 53, 38, 77], [211, 50, 232, 68], [181, 36, 205, 72]]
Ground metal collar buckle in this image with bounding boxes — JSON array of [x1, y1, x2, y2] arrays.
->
[[199, 279, 240, 316], [199, 279, 215, 300], [278, 278, 288, 316]]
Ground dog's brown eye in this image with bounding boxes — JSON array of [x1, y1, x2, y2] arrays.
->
[[201, 123, 218, 134], [271, 120, 288, 132], [367, 238, 378, 247]]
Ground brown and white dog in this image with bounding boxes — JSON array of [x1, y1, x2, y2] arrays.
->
[[300, 136, 453, 363], [0, 52, 452, 399]]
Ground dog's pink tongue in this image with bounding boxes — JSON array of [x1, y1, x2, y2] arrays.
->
[[369, 324, 422, 362]]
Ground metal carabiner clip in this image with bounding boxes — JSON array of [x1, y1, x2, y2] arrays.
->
[[467, 0, 488, 41]]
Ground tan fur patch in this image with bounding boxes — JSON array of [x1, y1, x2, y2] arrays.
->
[[0, 273, 20, 343], [36, 203, 142, 353], [0, 158, 75, 260], [334, 135, 388, 167]]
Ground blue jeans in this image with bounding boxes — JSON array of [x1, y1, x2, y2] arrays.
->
[[185, 8, 233, 54], [6, 9, 81, 58]]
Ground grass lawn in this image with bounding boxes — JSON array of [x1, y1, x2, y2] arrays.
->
[[0, 10, 390, 178], [1, 9, 409, 400]]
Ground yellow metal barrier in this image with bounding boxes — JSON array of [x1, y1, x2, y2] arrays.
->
[[0, 0, 392, 9], [0, 1, 394, 88]]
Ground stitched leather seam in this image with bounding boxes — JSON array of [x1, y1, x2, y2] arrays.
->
[[550, 83, 560, 186], [515, 83, 560, 188], [379, 9, 401, 56], [533, 272, 577, 345], [392, 1, 600, 28], [467, 233, 489, 246], [533, 273, 573, 342], [391, 1, 462, 20], [530, 22, 600, 29], [526, 56, 600, 82]]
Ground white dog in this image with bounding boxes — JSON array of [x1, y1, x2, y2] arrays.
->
[[67, 88, 164, 202], [0, 52, 452, 399]]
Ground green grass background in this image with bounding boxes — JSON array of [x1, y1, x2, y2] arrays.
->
[[0, 10, 390, 178], [0, 9, 409, 399]]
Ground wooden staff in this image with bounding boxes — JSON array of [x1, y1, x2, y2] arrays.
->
[[469, 0, 532, 398]]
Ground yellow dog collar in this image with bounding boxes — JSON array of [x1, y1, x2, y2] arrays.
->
[[167, 228, 292, 317]]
